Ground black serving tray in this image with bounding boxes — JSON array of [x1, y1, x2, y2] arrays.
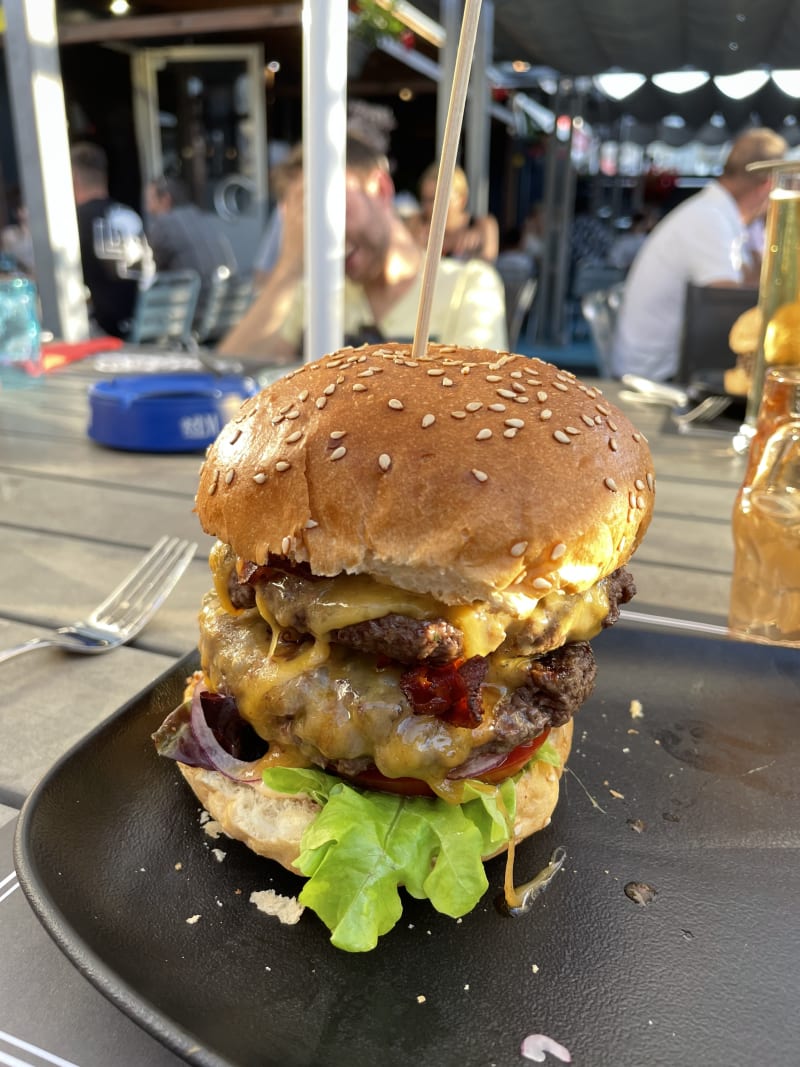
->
[[14, 624, 800, 1067]]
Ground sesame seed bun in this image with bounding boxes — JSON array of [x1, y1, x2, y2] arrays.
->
[[178, 718, 574, 874], [196, 343, 654, 604], [728, 306, 761, 357]]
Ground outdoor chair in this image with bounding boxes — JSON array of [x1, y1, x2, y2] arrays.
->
[[127, 269, 201, 348], [194, 267, 256, 347], [580, 281, 625, 376], [677, 282, 758, 385]]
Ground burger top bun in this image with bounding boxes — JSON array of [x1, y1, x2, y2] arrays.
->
[[728, 306, 761, 357], [197, 343, 654, 605], [178, 719, 574, 874]]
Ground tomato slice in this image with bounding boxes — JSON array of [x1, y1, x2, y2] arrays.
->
[[478, 728, 551, 783], [341, 728, 552, 797]]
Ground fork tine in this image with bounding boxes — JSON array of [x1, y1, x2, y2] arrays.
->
[[88, 537, 197, 635]]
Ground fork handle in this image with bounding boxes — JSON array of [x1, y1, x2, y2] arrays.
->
[[0, 637, 54, 665]]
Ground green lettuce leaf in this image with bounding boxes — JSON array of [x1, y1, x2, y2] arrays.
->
[[262, 756, 544, 952]]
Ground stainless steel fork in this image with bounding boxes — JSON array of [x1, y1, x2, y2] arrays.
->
[[670, 394, 732, 431], [0, 536, 197, 664]]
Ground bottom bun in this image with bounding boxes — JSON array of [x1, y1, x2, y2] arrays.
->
[[178, 719, 573, 874]]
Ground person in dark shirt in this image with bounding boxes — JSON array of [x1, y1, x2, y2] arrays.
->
[[70, 141, 153, 338], [145, 176, 237, 321]]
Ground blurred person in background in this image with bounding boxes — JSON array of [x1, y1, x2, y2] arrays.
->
[[612, 127, 786, 381], [71, 141, 153, 338], [251, 143, 303, 288], [218, 137, 507, 360], [409, 161, 499, 262], [145, 175, 237, 321]]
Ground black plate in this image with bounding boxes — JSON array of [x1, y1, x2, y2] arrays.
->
[[14, 625, 800, 1067]]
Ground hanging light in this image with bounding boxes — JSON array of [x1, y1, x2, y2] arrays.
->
[[772, 70, 800, 97], [652, 70, 710, 93], [593, 71, 646, 101], [714, 69, 769, 99]]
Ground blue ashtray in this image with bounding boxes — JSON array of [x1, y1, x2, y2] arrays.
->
[[88, 373, 258, 452]]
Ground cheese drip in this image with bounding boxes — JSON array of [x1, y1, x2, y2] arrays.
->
[[208, 540, 611, 661]]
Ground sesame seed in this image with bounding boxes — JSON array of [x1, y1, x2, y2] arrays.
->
[[632, 432, 642, 442], [352, 383, 368, 392], [357, 368, 375, 378], [550, 542, 567, 561], [489, 403, 506, 412], [511, 382, 526, 394], [581, 414, 595, 427], [442, 377, 454, 387], [646, 472, 655, 492], [510, 541, 528, 557], [304, 519, 319, 529], [609, 437, 619, 452], [276, 461, 291, 472], [604, 477, 618, 492], [421, 413, 436, 428], [513, 396, 529, 404], [285, 409, 300, 420], [330, 446, 347, 461], [476, 428, 493, 440], [271, 415, 285, 425], [330, 430, 347, 440], [286, 430, 302, 443], [326, 359, 343, 368], [594, 415, 604, 425], [298, 389, 309, 402], [510, 370, 523, 379], [553, 430, 571, 444], [596, 404, 611, 416], [465, 402, 483, 412], [427, 368, 445, 376], [532, 577, 552, 591], [497, 388, 516, 399], [503, 428, 518, 438], [537, 391, 548, 402], [451, 411, 467, 419], [505, 418, 525, 428], [225, 469, 235, 485], [608, 420, 618, 432], [540, 408, 552, 420], [635, 478, 645, 491], [323, 383, 336, 396], [553, 382, 569, 392], [565, 425, 581, 435], [230, 428, 242, 444], [388, 399, 404, 410], [471, 468, 489, 483], [281, 536, 291, 554], [486, 375, 502, 382], [315, 397, 327, 409], [378, 453, 392, 471], [637, 495, 646, 509], [208, 473, 218, 496], [253, 472, 267, 484], [629, 492, 637, 508]]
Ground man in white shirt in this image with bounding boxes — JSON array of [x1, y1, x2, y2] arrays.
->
[[218, 137, 507, 361], [612, 128, 786, 381]]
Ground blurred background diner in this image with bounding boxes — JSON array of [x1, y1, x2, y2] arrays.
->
[[1, 1, 800, 377]]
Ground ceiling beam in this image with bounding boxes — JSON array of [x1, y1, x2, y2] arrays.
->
[[56, 4, 302, 45]]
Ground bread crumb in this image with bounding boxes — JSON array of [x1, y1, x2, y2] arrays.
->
[[250, 889, 305, 925], [416, 995, 426, 1004], [203, 820, 226, 840], [186, 914, 201, 925], [609, 789, 624, 799], [629, 699, 644, 719], [531, 964, 539, 973], [174, 862, 183, 870], [211, 848, 227, 863], [199, 810, 210, 825]]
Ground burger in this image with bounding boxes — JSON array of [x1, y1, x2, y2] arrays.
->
[[154, 342, 654, 951], [725, 305, 760, 397]]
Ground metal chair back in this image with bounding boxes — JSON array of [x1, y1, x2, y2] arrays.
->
[[128, 269, 201, 347], [677, 282, 758, 384], [581, 281, 625, 377], [194, 267, 255, 346]]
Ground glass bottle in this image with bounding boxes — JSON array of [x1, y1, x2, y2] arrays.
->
[[0, 276, 41, 371], [729, 367, 800, 646], [744, 163, 800, 431]]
